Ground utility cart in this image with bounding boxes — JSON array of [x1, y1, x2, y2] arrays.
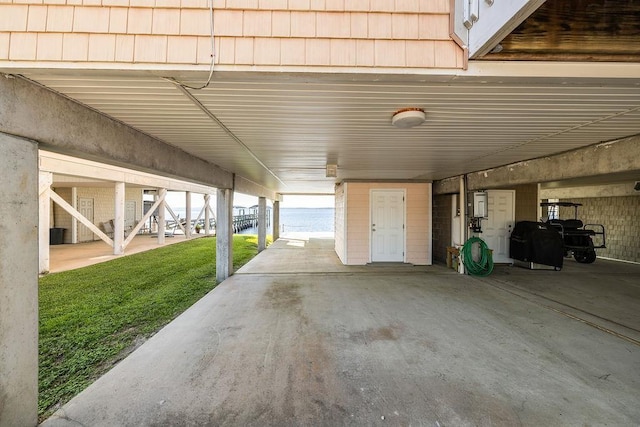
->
[[540, 201, 606, 264]]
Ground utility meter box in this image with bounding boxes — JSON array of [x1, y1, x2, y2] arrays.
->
[[473, 191, 488, 218]]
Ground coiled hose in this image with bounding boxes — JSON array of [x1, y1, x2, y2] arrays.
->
[[461, 236, 494, 276]]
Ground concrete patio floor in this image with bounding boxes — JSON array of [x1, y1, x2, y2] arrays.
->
[[48, 233, 204, 273], [42, 236, 640, 426]]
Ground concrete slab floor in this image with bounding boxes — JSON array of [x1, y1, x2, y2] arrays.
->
[[48, 234, 204, 273], [42, 237, 640, 426]]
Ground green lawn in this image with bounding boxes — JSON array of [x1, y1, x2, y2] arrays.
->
[[38, 235, 263, 420]]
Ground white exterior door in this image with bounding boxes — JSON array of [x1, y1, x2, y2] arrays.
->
[[78, 198, 94, 242], [125, 201, 136, 230], [482, 190, 515, 263], [371, 190, 405, 262]]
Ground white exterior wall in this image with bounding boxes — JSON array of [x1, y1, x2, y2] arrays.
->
[[0, 1, 464, 70], [51, 187, 73, 239], [52, 186, 144, 243]]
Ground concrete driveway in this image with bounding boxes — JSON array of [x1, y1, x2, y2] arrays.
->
[[42, 236, 640, 426]]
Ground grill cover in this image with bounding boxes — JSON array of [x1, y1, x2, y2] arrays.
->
[[510, 221, 563, 269]]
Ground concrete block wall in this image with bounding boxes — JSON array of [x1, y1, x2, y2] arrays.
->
[[431, 193, 452, 264], [0, 1, 464, 69], [514, 183, 538, 222], [559, 196, 640, 263]]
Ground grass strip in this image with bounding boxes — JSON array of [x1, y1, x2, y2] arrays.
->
[[39, 235, 261, 420]]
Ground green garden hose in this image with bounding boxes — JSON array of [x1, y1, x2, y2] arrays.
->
[[461, 236, 494, 276]]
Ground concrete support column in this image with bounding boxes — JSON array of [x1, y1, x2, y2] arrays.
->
[[114, 182, 125, 255], [39, 171, 53, 274], [185, 191, 192, 239], [157, 188, 166, 245], [258, 196, 267, 252], [204, 194, 211, 235], [273, 200, 280, 241], [216, 188, 234, 283], [0, 134, 38, 427]]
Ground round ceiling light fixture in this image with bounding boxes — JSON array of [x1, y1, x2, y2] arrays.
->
[[391, 108, 426, 128]]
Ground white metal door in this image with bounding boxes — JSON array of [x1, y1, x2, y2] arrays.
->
[[482, 190, 515, 263], [78, 198, 94, 242], [371, 190, 405, 262]]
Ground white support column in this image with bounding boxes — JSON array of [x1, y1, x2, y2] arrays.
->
[[185, 191, 192, 239], [158, 188, 166, 245], [216, 188, 234, 283], [39, 171, 53, 274], [204, 194, 211, 235], [114, 182, 125, 255], [0, 134, 39, 426], [258, 196, 267, 252], [273, 200, 280, 241], [71, 187, 78, 244], [537, 183, 542, 221], [459, 176, 466, 275]]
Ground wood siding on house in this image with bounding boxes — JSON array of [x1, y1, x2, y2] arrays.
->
[[338, 181, 431, 265], [0, 1, 464, 69], [334, 182, 346, 263]]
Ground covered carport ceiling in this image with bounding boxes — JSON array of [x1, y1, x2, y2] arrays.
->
[[19, 65, 640, 195]]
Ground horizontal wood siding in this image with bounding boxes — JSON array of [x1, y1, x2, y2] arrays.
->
[[334, 182, 346, 263], [344, 181, 431, 265], [0, 2, 464, 69]]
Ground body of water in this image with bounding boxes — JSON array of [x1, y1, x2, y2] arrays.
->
[[279, 207, 334, 233], [237, 207, 334, 235], [161, 206, 334, 234]]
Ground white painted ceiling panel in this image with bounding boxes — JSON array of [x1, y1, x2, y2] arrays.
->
[[21, 71, 640, 193]]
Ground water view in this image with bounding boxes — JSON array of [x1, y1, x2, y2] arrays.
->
[[237, 207, 334, 235], [163, 205, 334, 236]]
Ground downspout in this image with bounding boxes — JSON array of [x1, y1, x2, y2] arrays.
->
[[458, 175, 466, 274]]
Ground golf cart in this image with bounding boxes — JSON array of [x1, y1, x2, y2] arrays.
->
[[540, 201, 606, 263]]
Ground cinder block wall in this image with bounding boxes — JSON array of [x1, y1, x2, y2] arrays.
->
[[559, 196, 640, 263], [514, 184, 538, 222], [432, 193, 452, 264]]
